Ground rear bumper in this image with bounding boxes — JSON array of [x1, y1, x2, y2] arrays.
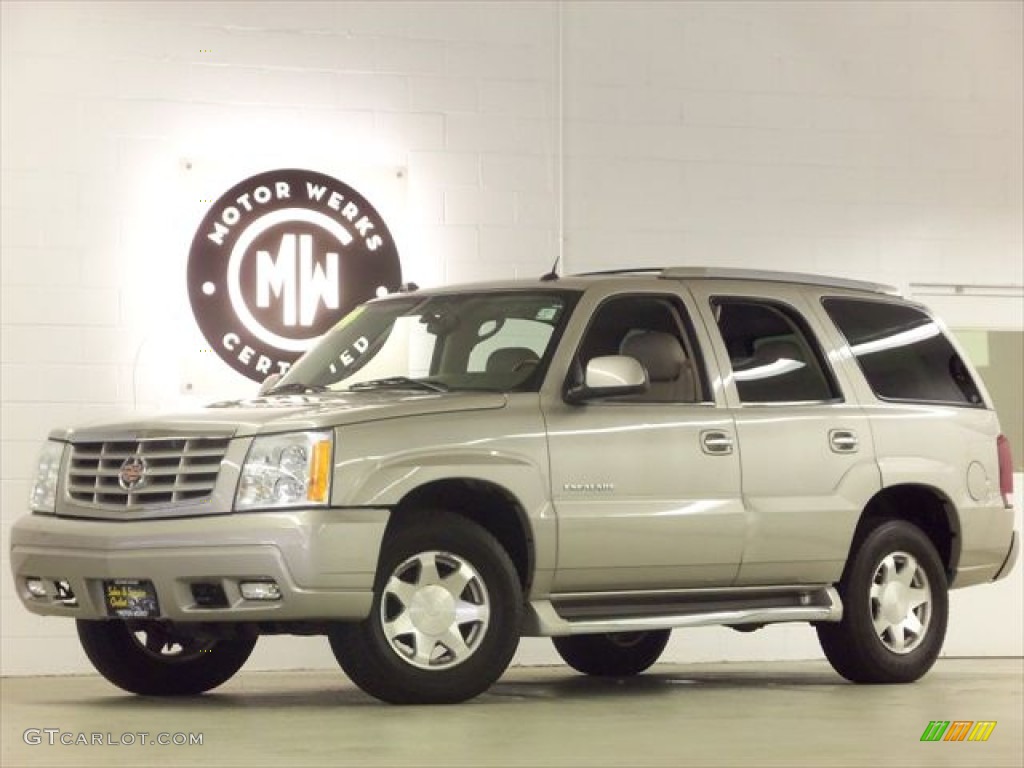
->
[[994, 529, 1019, 581], [9, 507, 389, 622], [950, 495, 1018, 588]]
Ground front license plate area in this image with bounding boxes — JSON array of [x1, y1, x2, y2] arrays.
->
[[103, 579, 160, 619]]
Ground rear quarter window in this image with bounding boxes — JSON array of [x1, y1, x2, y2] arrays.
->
[[823, 298, 984, 407]]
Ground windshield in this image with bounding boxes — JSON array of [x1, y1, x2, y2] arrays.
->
[[276, 290, 577, 393]]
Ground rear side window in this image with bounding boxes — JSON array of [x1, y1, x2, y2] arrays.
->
[[823, 298, 983, 407], [712, 299, 839, 404]]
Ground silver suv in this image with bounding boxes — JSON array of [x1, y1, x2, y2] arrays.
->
[[11, 268, 1018, 704]]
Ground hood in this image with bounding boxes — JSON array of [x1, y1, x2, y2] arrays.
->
[[51, 390, 509, 441]]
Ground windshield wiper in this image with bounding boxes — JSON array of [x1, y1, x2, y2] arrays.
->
[[267, 382, 330, 395], [348, 376, 449, 393]]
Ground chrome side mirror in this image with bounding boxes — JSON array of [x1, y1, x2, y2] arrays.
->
[[565, 355, 647, 404]]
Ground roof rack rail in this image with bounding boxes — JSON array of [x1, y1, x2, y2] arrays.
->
[[570, 266, 899, 295], [573, 267, 665, 276], [658, 267, 899, 295]]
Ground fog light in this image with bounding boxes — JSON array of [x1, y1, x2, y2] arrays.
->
[[191, 582, 228, 608], [54, 579, 77, 606], [26, 578, 47, 598], [240, 581, 281, 601]]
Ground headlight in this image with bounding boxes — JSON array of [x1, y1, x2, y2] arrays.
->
[[236, 431, 333, 511], [30, 441, 66, 514]]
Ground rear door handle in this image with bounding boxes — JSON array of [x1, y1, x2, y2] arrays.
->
[[701, 430, 734, 456], [829, 429, 859, 453]]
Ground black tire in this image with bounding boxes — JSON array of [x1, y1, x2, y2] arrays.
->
[[553, 630, 671, 677], [817, 519, 948, 684], [329, 510, 523, 704], [76, 620, 257, 695]]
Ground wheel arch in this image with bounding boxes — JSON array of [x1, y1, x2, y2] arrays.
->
[[847, 483, 961, 582], [387, 478, 535, 594]]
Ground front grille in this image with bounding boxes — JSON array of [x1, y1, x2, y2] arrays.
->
[[68, 437, 230, 508]]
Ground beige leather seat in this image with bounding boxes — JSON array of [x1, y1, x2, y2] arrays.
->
[[486, 347, 539, 375], [620, 331, 696, 402]]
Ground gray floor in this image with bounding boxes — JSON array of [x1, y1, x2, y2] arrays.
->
[[2, 659, 1021, 767]]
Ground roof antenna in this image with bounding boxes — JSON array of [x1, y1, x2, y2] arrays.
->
[[540, 252, 560, 282]]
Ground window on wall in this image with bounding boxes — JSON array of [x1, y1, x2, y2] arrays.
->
[[955, 330, 1023, 469], [824, 298, 984, 407], [712, 299, 839, 404], [467, 318, 551, 373]]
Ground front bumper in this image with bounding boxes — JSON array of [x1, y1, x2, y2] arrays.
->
[[9, 507, 390, 622]]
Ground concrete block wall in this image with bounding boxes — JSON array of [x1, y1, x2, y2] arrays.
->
[[2, 1, 1021, 676], [561, 2, 1022, 289]]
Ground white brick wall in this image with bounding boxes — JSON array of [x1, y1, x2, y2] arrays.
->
[[560, 2, 1022, 286], [2, 1, 1020, 676]]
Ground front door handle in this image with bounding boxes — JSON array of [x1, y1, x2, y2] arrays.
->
[[829, 429, 859, 453], [701, 430, 734, 456]]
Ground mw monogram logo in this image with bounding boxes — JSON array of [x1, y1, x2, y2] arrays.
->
[[256, 232, 339, 328]]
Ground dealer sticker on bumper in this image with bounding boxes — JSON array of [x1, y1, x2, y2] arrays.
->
[[103, 579, 160, 619]]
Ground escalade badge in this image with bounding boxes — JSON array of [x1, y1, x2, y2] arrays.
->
[[563, 482, 615, 492], [118, 457, 148, 491]]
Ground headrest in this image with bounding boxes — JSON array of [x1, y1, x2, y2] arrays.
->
[[486, 347, 539, 374], [620, 331, 686, 382]]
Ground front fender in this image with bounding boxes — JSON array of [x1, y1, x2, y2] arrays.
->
[[329, 400, 553, 567]]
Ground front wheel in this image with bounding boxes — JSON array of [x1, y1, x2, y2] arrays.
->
[[329, 510, 523, 704], [553, 630, 671, 676], [817, 519, 948, 683], [76, 620, 257, 695]]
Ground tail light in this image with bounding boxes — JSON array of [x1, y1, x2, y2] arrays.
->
[[997, 434, 1014, 508]]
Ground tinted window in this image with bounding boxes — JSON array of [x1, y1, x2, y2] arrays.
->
[[713, 299, 839, 403], [823, 298, 983, 406]]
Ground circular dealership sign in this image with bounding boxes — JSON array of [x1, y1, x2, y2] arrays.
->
[[187, 169, 402, 381]]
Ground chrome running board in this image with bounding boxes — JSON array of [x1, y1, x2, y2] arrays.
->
[[524, 585, 843, 637]]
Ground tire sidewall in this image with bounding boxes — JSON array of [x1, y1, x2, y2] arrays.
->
[[840, 520, 949, 682], [554, 629, 671, 676], [351, 513, 522, 702], [76, 620, 256, 695]]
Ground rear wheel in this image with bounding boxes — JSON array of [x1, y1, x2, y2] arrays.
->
[[553, 630, 671, 677], [817, 519, 948, 683], [76, 620, 256, 695], [329, 510, 522, 704]]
